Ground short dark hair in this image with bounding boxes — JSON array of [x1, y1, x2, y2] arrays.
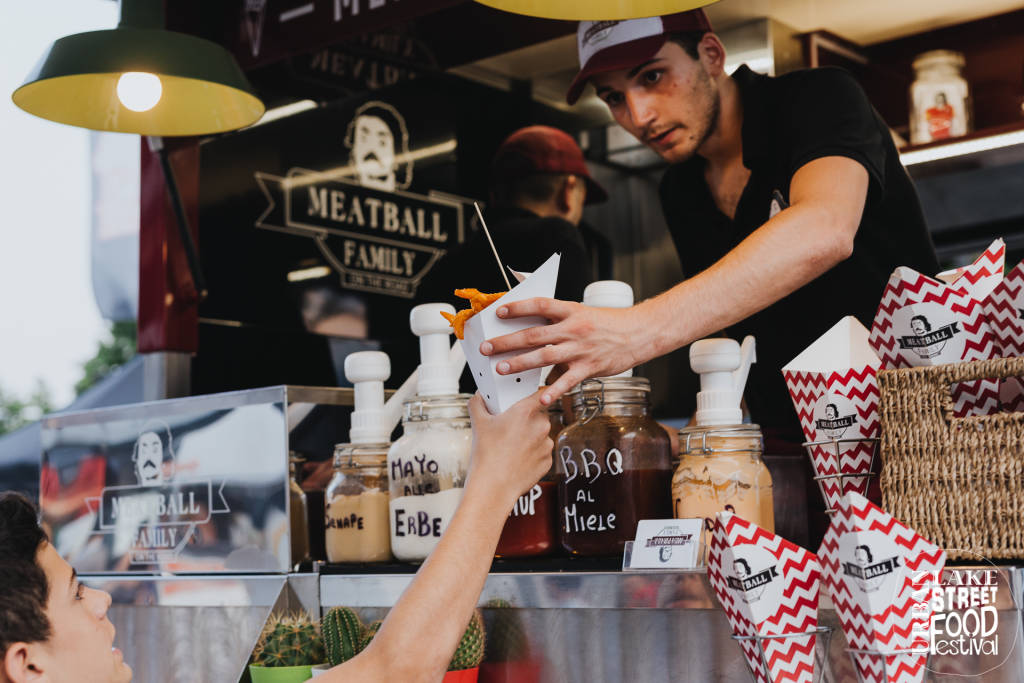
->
[[0, 492, 51, 656], [910, 315, 931, 332], [855, 545, 874, 563], [665, 31, 708, 60], [492, 173, 570, 207]]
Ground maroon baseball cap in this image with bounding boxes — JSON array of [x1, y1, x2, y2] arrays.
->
[[566, 10, 713, 105], [492, 125, 608, 204]]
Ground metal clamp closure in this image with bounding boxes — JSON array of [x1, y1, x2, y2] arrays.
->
[[579, 378, 605, 424]]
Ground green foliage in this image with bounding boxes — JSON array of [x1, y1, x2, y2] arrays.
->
[[483, 599, 529, 662], [75, 320, 137, 396], [321, 607, 363, 667], [0, 380, 53, 436], [448, 610, 486, 671], [252, 612, 325, 668], [359, 620, 382, 652]]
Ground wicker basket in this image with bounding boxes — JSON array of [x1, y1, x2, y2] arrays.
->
[[878, 357, 1024, 560]]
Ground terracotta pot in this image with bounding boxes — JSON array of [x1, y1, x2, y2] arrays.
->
[[479, 660, 542, 683], [442, 666, 480, 683]]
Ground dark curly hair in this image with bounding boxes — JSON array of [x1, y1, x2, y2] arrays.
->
[[0, 492, 51, 656]]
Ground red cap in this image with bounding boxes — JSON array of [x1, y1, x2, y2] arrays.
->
[[492, 125, 608, 204], [567, 10, 713, 105]]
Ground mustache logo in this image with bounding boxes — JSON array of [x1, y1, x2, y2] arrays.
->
[[361, 151, 381, 163]]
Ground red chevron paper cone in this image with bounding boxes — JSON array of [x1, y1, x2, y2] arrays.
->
[[708, 512, 822, 683], [868, 267, 998, 417], [983, 261, 1024, 411], [818, 493, 947, 683], [936, 238, 1005, 301], [783, 318, 880, 510]]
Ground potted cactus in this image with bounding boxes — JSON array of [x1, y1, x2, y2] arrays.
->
[[249, 611, 326, 683], [312, 607, 373, 676], [479, 600, 541, 683], [445, 609, 486, 682]]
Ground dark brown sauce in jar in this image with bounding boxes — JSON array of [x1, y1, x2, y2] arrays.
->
[[556, 378, 673, 557]]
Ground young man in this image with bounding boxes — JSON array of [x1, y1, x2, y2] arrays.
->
[[482, 10, 938, 440], [1, 392, 553, 683], [450, 125, 608, 303]]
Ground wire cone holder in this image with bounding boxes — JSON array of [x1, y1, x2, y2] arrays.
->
[[845, 647, 931, 683], [801, 437, 880, 515], [731, 626, 833, 683]]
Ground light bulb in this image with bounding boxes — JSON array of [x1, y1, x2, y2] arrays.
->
[[116, 72, 162, 112]]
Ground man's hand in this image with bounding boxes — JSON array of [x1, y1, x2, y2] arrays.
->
[[479, 299, 652, 405], [466, 391, 555, 507]]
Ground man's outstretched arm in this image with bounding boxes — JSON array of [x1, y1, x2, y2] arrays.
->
[[481, 156, 869, 403]]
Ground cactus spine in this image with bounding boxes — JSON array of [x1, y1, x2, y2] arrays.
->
[[359, 620, 383, 652], [448, 610, 486, 671], [251, 612, 325, 667], [321, 607, 364, 666]]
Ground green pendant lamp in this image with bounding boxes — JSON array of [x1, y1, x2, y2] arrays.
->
[[472, 0, 718, 21], [12, 0, 264, 136]]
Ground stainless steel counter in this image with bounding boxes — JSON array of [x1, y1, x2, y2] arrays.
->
[[84, 567, 1024, 682]]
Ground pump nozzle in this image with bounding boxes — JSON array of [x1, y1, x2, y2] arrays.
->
[[690, 336, 757, 426], [410, 303, 459, 397], [583, 280, 635, 379], [345, 351, 391, 444]]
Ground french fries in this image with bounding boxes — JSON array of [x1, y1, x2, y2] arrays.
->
[[440, 288, 507, 339]]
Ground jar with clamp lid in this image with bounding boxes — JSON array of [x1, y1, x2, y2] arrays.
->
[[495, 402, 563, 558], [556, 377, 673, 557], [325, 443, 392, 563], [387, 394, 473, 562], [672, 424, 774, 533]]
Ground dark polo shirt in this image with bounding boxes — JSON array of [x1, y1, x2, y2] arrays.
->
[[659, 65, 938, 436]]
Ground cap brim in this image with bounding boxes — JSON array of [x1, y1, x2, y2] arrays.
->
[[566, 35, 668, 105]]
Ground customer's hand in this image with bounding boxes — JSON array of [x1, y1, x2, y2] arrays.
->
[[480, 299, 648, 404], [466, 391, 553, 510]]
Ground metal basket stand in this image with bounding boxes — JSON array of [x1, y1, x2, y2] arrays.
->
[[731, 626, 834, 683], [801, 437, 879, 515]]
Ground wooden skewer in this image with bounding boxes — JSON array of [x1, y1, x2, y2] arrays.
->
[[474, 202, 512, 290]]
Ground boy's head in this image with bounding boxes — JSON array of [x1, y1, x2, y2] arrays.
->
[[0, 492, 131, 683]]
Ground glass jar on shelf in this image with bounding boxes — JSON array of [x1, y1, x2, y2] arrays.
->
[[910, 49, 971, 145], [556, 377, 673, 557], [325, 442, 392, 563], [495, 402, 563, 558], [387, 394, 473, 562]]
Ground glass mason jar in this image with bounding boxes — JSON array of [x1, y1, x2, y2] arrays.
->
[[495, 402, 563, 558], [288, 455, 309, 567], [672, 424, 775, 539], [556, 378, 673, 557], [387, 394, 473, 562], [325, 443, 392, 563], [910, 49, 971, 145]]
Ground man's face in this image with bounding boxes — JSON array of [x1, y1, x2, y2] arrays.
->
[[135, 431, 163, 485], [855, 548, 869, 566], [28, 543, 132, 682], [825, 406, 838, 420], [591, 41, 720, 164], [352, 115, 395, 181], [733, 560, 748, 577], [911, 319, 927, 336]]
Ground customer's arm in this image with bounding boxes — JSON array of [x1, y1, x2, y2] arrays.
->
[[480, 156, 869, 403], [320, 391, 553, 683]]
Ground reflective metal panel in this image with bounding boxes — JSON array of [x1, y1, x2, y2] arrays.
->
[[40, 387, 355, 574]]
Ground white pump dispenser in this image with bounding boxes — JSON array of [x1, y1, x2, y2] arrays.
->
[[409, 303, 459, 397], [583, 280, 635, 379], [344, 351, 392, 444], [690, 336, 756, 426]]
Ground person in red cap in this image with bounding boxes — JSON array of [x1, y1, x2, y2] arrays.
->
[[460, 125, 608, 302], [481, 10, 938, 442]]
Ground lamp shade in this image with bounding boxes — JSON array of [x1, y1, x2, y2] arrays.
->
[[472, 0, 717, 21], [12, 26, 264, 136]]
